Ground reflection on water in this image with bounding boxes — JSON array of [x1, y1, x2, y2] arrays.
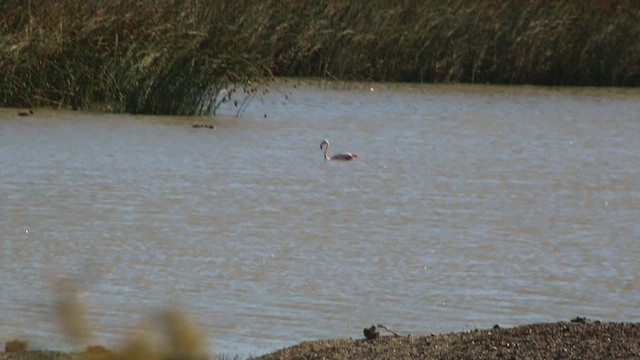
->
[[1, 83, 639, 356]]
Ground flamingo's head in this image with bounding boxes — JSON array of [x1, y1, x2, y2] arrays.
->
[[320, 139, 329, 149]]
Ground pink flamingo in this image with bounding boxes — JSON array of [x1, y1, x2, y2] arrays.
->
[[320, 139, 359, 161]]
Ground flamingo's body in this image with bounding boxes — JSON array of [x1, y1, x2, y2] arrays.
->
[[320, 139, 359, 161], [18, 110, 33, 116]]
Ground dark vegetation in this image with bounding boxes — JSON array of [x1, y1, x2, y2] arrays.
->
[[2, 0, 639, 114]]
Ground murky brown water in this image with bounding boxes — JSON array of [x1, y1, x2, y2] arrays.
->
[[1, 82, 639, 356]]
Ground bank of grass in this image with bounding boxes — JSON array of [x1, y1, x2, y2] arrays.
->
[[0, 0, 266, 115], [1, 0, 640, 114], [269, 0, 640, 85]]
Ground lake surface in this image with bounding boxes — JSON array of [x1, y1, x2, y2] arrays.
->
[[1, 82, 639, 357]]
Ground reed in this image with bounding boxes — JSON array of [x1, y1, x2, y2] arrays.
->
[[1, 0, 639, 114], [5, 339, 28, 352], [260, 0, 640, 85], [0, 0, 266, 114], [42, 275, 211, 360]]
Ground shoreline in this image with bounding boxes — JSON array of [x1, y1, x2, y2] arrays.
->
[[3, 319, 639, 359], [258, 318, 640, 359]]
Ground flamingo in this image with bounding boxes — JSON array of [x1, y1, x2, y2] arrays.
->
[[320, 139, 359, 161], [18, 110, 33, 116]]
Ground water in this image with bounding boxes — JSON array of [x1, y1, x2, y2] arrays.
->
[[1, 82, 639, 357]]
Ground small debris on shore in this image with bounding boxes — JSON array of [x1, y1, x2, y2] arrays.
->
[[192, 124, 215, 130]]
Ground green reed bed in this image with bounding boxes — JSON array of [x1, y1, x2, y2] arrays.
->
[[259, 0, 640, 85], [0, 0, 266, 114], [1, 0, 639, 115]]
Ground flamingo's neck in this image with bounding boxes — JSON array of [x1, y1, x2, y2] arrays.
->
[[322, 143, 330, 160]]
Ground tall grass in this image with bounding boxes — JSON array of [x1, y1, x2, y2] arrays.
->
[[0, 0, 266, 114], [259, 0, 640, 85], [1, 0, 639, 114]]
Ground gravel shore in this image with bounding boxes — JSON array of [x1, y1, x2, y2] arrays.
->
[[2, 319, 639, 359], [254, 319, 640, 360]]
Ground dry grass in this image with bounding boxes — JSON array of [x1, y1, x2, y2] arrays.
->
[[0, 275, 213, 360], [5, 339, 29, 352]]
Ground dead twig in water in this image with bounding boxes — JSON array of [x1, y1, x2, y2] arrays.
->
[[376, 324, 400, 336]]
